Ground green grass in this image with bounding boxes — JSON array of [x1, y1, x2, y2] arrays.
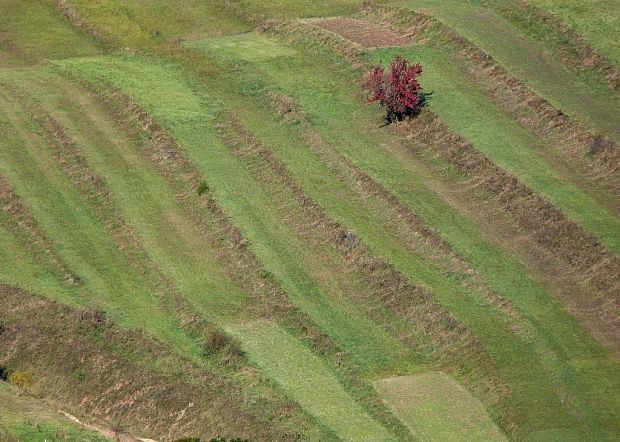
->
[[2, 2, 619, 440], [0, 70, 201, 359], [374, 373, 507, 441], [0, 0, 100, 67], [228, 321, 397, 441], [54, 54, 416, 377], [522, 0, 620, 68], [365, 45, 620, 254], [399, 0, 620, 141], [229, 0, 364, 18], [187, 32, 620, 439], [63, 0, 249, 48], [0, 382, 111, 441]]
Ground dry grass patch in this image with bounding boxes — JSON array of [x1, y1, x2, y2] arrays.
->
[[309, 18, 410, 49]]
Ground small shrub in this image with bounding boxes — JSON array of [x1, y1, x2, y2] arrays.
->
[[203, 330, 244, 361], [76, 307, 106, 327], [587, 134, 611, 155], [9, 371, 33, 388], [76, 370, 86, 382], [365, 55, 430, 124], [0, 366, 9, 381], [197, 181, 210, 196]]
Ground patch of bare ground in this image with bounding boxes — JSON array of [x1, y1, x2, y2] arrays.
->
[[308, 18, 411, 49], [401, 112, 620, 351], [365, 7, 620, 198], [265, 17, 620, 354], [91, 87, 415, 440], [0, 284, 308, 441]]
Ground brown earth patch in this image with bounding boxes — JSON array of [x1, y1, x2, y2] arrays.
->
[[309, 18, 411, 49]]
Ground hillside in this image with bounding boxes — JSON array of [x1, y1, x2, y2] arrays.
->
[[0, 1, 618, 441]]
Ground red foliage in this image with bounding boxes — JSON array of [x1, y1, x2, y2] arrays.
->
[[365, 56, 424, 122]]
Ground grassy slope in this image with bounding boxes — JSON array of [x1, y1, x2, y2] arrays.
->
[[0, 383, 110, 442], [0, 0, 100, 67], [1, 0, 618, 440], [5, 65, 404, 439], [523, 0, 620, 68], [374, 373, 506, 441], [229, 321, 394, 441], [400, 0, 620, 141], [54, 55, 415, 377], [0, 77, 200, 358], [364, 45, 620, 254], [187, 32, 619, 438]]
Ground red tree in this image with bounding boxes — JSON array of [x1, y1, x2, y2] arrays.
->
[[365, 56, 425, 123]]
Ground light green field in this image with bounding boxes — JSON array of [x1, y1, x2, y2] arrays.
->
[[229, 321, 396, 441], [374, 373, 506, 441], [400, 0, 620, 141], [524, 0, 620, 68]]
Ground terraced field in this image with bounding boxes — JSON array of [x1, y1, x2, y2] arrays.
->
[[0, 1, 618, 441]]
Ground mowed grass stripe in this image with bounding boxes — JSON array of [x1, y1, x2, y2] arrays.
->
[[188, 33, 619, 438], [374, 373, 506, 442], [228, 321, 397, 441], [400, 0, 620, 141], [55, 55, 414, 376], [0, 0, 100, 67], [0, 75, 200, 358]]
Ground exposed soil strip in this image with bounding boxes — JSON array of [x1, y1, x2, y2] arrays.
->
[[309, 18, 411, 49], [362, 7, 620, 195]]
